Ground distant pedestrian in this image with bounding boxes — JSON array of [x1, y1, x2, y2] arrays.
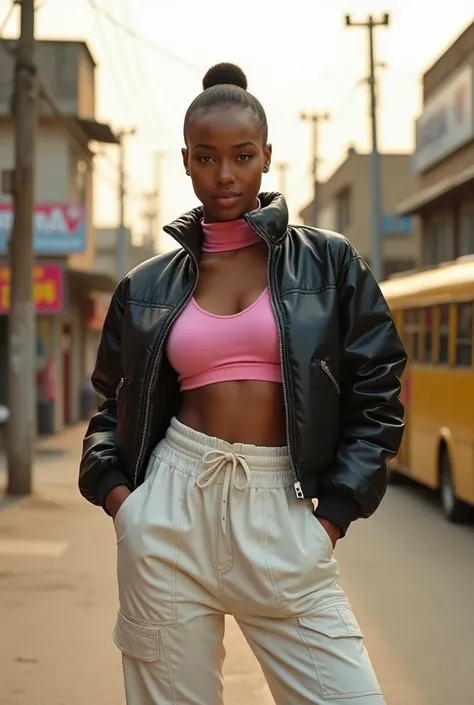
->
[[79, 62, 406, 704]]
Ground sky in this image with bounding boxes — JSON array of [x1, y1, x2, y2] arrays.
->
[[1, 0, 473, 252]]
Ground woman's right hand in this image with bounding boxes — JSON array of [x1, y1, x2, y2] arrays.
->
[[105, 485, 132, 519]]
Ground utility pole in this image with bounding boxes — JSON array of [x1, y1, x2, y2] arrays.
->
[[116, 127, 136, 279], [142, 152, 166, 252], [299, 111, 329, 228], [345, 12, 390, 281], [153, 150, 166, 252], [7, 0, 39, 495], [142, 190, 158, 249], [275, 161, 289, 195]]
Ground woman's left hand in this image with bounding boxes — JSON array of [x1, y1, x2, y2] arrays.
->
[[317, 518, 341, 548]]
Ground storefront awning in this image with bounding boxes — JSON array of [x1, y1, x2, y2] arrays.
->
[[396, 163, 474, 216], [74, 118, 119, 145], [67, 268, 117, 297]]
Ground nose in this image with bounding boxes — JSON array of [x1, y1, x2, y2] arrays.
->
[[217, 160, 235, 185]]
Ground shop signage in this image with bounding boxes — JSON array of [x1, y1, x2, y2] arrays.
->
[[0, 263, 65, 314], [87, 294, 110, 332], [412, 64, 474, 174], [0, 203, 86, 255]]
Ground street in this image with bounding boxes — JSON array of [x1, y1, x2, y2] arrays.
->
[[1, 424, 473, 705]]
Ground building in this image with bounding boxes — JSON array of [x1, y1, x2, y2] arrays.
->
[[0, 39, 117, 434], [299, 147, 421, 279], [94, 227, 157, 276], [396, 22, 474, 267], [84, 226, 159, 375]]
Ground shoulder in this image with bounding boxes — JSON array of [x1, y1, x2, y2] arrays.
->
[[286, 225, 361, 270], [118, 247, 189, 304]]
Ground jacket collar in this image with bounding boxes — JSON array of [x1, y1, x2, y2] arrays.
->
[[163, 192, 289, 261]]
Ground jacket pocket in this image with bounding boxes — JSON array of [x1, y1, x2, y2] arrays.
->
[[316, 360, 340, 396], [113, 610, 161, 662]]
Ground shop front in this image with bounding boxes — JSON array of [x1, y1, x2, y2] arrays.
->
[[0, 261, 66, 433], [397, 23, 474, 267], [0, 202, 114, 435]]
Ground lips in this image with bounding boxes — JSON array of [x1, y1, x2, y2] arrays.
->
[[214, 191, 242, 207]]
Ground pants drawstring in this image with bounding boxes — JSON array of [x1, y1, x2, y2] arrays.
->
[[196, 450, 251, 534]]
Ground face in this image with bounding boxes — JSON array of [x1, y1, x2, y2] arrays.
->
[[182, 105, 272, 223]]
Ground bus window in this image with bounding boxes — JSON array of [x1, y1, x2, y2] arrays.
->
[[455, 302, 473, 367], [403, 309, 420, 361], [438, 304, 450, 364], [423, 308, 434, 363]]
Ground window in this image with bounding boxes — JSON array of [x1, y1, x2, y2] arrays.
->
[[76, 160, 87, 205], [335, 188, 351, 234], [458, 204, 474, 257], [403, 309, 420, 362], [422, 215, 455, 266], [455, 302, 473, 367], [422, 308, 434, 363], [383, 259, 416, 279], [438, 304, 450, 364]]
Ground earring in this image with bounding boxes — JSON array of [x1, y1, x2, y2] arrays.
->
[[263, 163, 270, 173], [185, 169, 190, 176]]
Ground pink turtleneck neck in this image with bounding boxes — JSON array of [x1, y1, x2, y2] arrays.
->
[[202, 199, 261, 253]]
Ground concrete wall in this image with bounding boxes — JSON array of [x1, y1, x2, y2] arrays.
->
[[313, 150, 420, 269], [95, 227, 157, 276], [0, 40, 96, 119], [0, 123, 95, 270]]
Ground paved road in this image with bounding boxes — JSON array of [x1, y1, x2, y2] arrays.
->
[[1, 426, 473, 704]]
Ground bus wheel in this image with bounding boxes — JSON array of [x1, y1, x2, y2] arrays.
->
[[439, 451, 473, 523]]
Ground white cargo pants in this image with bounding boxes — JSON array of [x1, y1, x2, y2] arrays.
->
[[113, 417, 384, 705]]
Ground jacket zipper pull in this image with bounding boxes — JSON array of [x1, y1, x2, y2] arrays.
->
[[294, 481, 304, 499]]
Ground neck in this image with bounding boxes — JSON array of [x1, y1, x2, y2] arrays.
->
[[201, 199, 261, 253]]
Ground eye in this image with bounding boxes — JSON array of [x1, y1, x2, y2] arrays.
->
[[198, 155, 215, 163], [236, 154, 253, 162]]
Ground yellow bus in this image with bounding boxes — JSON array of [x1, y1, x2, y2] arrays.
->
[[380, 257, 474, 523]]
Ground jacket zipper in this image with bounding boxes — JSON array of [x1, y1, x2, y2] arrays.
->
[[244, 216, 303, 499], [115, 377, 125, 399], [132, 254, 200, 487], [317, 360, 340, 395]]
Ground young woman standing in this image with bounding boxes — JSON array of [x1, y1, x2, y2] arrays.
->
[[80, 63, 406, 704]]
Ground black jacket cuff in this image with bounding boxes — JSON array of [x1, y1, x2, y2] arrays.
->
[[94, 466, 133, 515], [314, 493, 361, 537]]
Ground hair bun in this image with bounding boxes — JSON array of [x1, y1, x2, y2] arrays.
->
[[202, 63, 248, 91]]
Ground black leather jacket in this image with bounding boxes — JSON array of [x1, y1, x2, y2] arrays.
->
[[79, 193, 407, 535]]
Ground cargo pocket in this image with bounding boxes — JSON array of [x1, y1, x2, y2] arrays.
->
[[298, 603, 383, 700], [113, 610, 161, 663]]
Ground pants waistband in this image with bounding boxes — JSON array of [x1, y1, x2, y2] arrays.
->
[[153, 417, 293, 491]]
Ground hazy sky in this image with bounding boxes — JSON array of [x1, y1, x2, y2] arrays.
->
[[1, 0, 473, 251]]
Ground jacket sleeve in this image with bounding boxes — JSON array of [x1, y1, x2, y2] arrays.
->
[[314, 254, 407, 536], [78, 280, 133, 511]]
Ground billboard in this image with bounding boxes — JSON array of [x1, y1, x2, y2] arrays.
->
[[0, 263, 65, 314], [412, 64, 474, 174], [0, 203, 86, 254]]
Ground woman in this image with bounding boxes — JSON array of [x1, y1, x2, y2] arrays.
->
[[79, 63, 406, 705]]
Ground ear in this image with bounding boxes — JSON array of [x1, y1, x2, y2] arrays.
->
[[263, 143, 272, 173], [182, 147, 189, 175]]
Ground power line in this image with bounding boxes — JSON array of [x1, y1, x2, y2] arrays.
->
[[86, 0, 203, 74], [0, 1, 18, 35]]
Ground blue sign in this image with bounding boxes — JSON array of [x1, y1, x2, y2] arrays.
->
[[381, 215, 413, 236], [0, 203, 86, 254]]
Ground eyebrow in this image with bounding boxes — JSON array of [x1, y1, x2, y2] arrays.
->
[[192, 141, 257, 151]]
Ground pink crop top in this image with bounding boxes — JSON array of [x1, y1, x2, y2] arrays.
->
[[166, 209, 282, 391]]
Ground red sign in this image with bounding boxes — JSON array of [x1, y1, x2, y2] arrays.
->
[[0, 264, 65, 314]]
